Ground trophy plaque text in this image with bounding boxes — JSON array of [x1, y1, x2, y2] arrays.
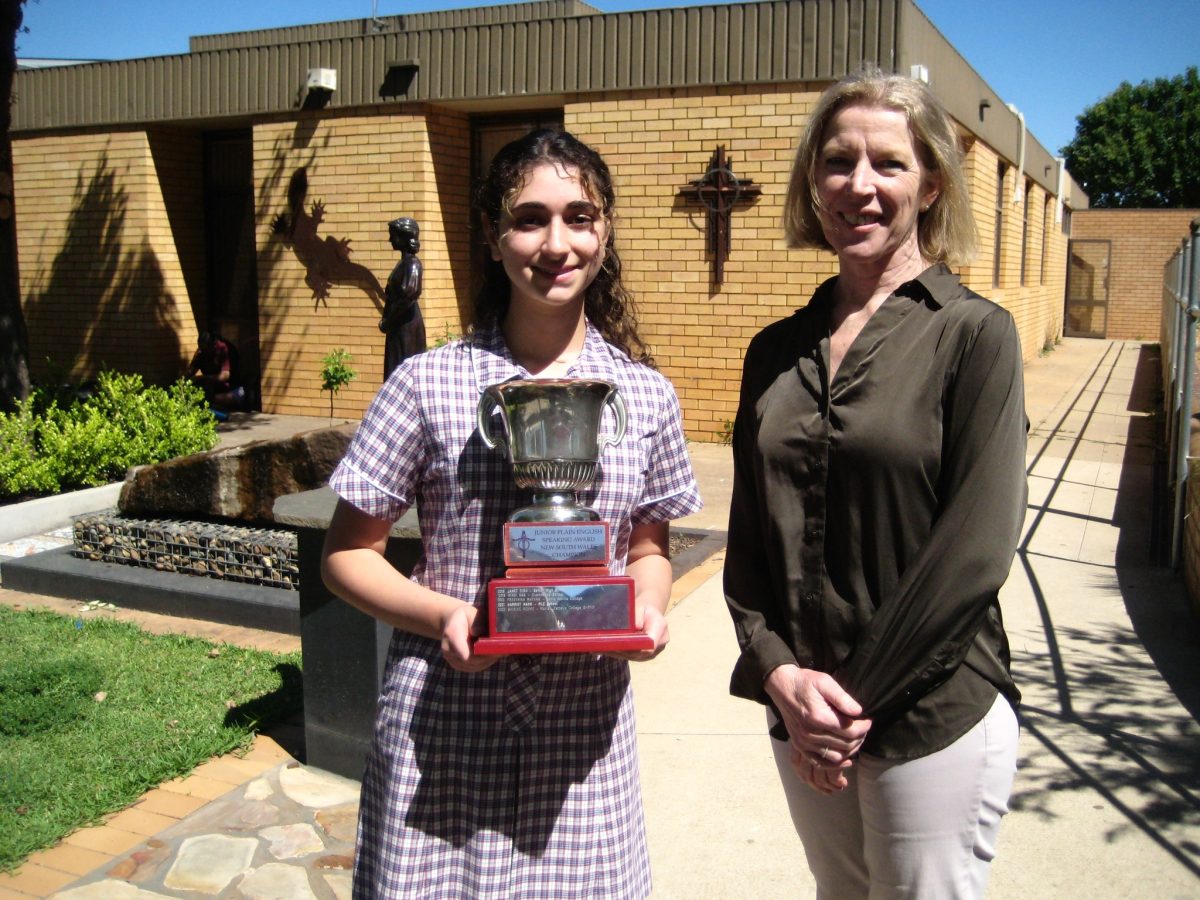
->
[[473, 378, 653, 655]]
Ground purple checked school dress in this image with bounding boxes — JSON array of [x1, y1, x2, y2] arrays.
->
[[329, 323, 702, 898]]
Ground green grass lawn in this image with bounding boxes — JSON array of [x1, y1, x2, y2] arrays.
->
[[0, 606, 302, 871]]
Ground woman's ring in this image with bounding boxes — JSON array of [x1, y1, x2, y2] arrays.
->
[[820, 746, 829, 760]]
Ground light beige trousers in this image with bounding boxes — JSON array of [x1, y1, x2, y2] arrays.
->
[[771, 693, 1019, 900]]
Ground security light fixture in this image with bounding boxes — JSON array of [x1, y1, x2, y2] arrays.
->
[[301, 68, 337, 110]]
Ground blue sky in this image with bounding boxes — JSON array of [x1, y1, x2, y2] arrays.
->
[[17, 0, 1198, 156]]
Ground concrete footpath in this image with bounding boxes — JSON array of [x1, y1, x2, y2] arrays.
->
[[1, 337, 1198, 898], [635, 338, 1200, 898]]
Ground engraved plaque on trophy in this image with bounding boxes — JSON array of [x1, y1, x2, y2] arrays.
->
[[473, 378, 653, 655]]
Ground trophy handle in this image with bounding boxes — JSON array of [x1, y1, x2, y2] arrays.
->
[[600, 387, 627, 450], [477, 385, 508, 455]]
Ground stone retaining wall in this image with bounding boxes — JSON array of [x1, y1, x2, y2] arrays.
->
[[72, 511, 299, 590]]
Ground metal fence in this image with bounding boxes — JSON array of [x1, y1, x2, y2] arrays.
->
[[1161, 216, 1200, 568]]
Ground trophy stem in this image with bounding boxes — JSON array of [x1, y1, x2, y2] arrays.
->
[[510, 490, 601, 523]]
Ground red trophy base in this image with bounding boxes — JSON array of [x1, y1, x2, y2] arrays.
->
[[473, 573, 653, 656]]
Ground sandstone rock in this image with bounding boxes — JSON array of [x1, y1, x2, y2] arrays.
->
[[323, 871, 353, 900], [260, 823, 325, 859], [315, 853, 355, 870], [278, 765, 361, 809], [105, 840, 170, 883], [163, 834, 257, 892], [118, 424, 355, 523], [314, 803, 359, 843], [236, 863, 319, 900]]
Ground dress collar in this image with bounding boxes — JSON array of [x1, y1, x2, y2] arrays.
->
[[468, 320, 622, 392]]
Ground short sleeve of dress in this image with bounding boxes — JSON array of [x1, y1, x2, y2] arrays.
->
[[631, 376, 703, 525], [328, 368, 427, 522]]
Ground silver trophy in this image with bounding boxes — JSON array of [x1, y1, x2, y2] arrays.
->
[[474, 377, 648, 655], [477, 378, 627, 523]]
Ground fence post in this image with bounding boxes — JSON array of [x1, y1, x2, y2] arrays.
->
[[1166, 243, 1183, 504], [1171, 220, 1200, 569]]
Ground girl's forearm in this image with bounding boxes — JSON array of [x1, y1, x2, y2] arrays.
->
[[321, 545, 466, 639], [626, 551, 672, 616]]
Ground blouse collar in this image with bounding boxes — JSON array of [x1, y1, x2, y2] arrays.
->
[[811, 261, 959, 316]]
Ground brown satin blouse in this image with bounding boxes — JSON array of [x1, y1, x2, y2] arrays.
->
[[724, 264, 1027, 759]]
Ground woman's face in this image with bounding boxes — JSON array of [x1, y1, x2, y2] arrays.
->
[[814, 104, 940, 274], [489, 161, 608, 315]]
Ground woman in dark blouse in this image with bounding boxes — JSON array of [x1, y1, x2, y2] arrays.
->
[[724, 69, 1027, 898]]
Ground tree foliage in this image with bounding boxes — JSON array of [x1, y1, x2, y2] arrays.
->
[[0, 0, 28, 411], [1062, 67, 1199, 208]]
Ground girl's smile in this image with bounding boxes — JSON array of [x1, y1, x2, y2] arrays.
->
[[489, 161, 608, 315]]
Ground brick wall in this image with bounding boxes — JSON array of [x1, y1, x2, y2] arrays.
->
[[252, 106, 472, 416], [1071, 209, 1200, 340], [955, 139, 1066, 362], [147, 129, 206, 340], [569, 84, 837, 438], [13, 129, 197, 384], [14, 92, 1071, 437], [571, 86, 1067, 438]]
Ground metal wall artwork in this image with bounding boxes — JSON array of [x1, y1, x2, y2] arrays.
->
[[679, 146, 762, 285]]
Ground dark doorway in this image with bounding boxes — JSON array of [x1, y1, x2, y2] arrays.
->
[[468, 113, 564, 304], [203, 130, 260, 408], [1064, 239, 1111, 338]]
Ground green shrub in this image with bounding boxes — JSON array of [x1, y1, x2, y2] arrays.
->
[[84, 372, 217, 474], [0, 401, 59, 497], [0, 371, 219, 500]]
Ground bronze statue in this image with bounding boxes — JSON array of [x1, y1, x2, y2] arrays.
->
[[380, 217, 426, 379]]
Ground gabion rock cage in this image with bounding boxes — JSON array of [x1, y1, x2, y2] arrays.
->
[[72, 510, 300, 590]]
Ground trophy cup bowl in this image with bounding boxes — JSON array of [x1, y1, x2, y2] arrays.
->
[[477, 378, 627, 522], [474, 378, 650, 655]]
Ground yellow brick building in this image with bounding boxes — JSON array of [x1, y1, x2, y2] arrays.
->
[[1068, 209, 1200, 342], [11, 0, 1086, 439]]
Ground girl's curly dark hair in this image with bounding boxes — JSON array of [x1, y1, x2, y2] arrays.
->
[[474, 128, 653, 366]]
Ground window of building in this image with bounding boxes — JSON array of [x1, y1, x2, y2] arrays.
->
[[1020, 178, 1032, 286], [993, 162, 1007, 288], [1040, 195, 1052, 285]]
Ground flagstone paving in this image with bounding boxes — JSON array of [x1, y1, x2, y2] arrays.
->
[[43, 760, 358, 900], [0, 526, 72, 560]]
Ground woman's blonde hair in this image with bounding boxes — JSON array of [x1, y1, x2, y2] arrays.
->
[[782, 67, 977, 266]]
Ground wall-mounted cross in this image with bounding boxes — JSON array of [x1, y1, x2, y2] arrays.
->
[[678, 146, 761, 285]]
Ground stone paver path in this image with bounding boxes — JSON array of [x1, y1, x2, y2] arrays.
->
[[44, 759, 358, 899]]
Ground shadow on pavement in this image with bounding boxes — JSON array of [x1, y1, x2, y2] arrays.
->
[[1010, 340, 1200, 881]]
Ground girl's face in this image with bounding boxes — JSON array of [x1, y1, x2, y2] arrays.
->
[[488, 161, 608, 316]]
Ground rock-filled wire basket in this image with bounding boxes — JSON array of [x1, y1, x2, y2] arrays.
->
[[72, 510, 300, 590]]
